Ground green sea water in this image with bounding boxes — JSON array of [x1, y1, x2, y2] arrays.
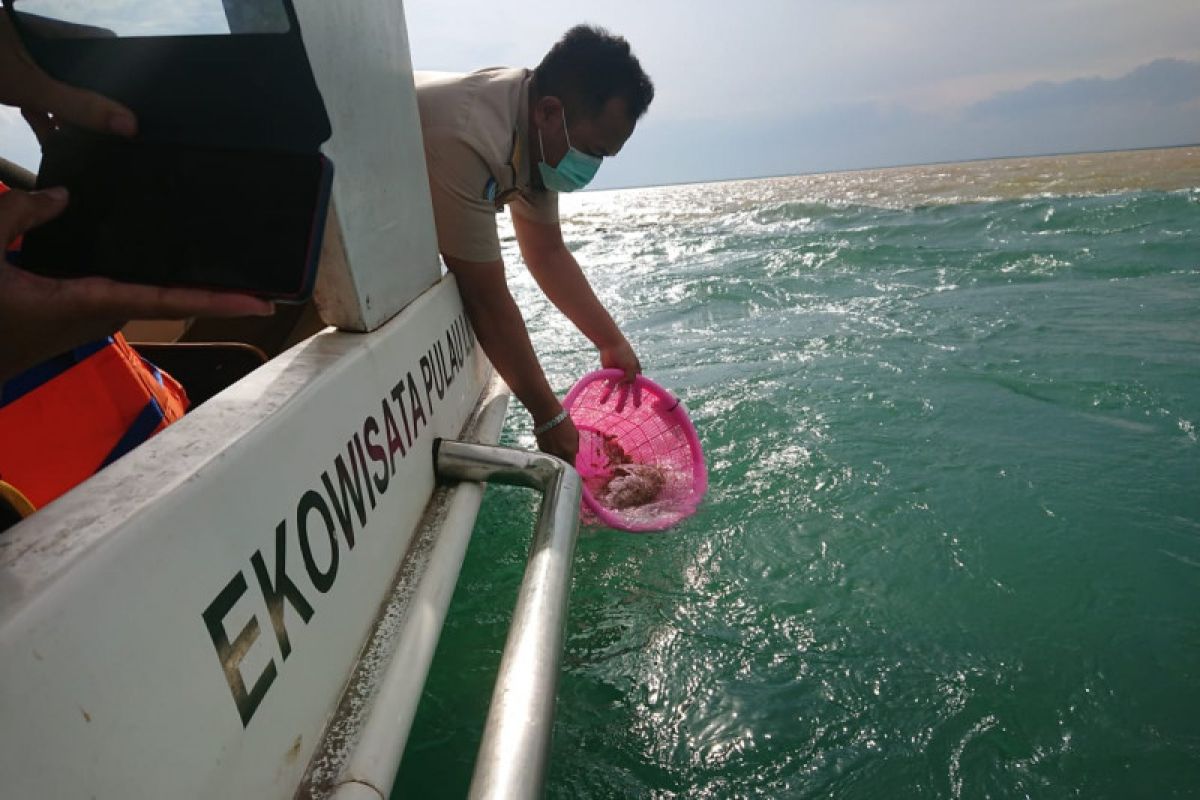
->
[[394, 148, 1200, 799]]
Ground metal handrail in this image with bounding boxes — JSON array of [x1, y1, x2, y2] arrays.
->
[[434, 439, 583, 800]]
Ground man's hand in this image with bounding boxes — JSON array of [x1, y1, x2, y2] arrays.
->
[[535, 414, 579, 465], [600, 337, 642, 383], [1, 187, 273, 382], [0, 12, 138, 137]]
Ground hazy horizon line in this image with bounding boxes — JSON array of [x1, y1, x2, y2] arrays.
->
[[592, 141, 1200, 194]]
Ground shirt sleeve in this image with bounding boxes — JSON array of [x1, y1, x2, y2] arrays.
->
[[422, 128, 502, 263], [509, 188, 559, 227]]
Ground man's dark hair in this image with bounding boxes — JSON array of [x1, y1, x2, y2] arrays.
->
[[533, 25, 654, 122]]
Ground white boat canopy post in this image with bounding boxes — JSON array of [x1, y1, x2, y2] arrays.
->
[[295, 0, 443, 331]]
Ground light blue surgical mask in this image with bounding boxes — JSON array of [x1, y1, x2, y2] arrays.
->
[[537, 108, 602, 192]]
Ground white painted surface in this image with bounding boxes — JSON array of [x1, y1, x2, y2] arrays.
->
[[296, 0, 442, 332], [0, 277, 490, 799], [329, 384, 510, 799]]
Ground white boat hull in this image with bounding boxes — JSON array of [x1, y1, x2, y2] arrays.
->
[[0, 276, 503, 799]]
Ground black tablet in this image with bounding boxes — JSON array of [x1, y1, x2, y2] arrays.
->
[[21, 130, 332, 301], [5, 0, 334, 301]]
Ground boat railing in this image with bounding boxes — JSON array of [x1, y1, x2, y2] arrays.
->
[[326, 438, 583, 800]]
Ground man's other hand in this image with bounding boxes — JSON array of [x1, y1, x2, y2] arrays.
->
[[535, 415, 579, 465], [0, 12, 138, 137]]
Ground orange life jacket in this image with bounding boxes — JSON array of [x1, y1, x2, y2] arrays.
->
[[1, 182, 189, 511], [0, 334, 189, 509]]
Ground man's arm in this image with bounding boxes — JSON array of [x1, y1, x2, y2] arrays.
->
[[511, 212, 641, 381], [441, 253, 579, 463]]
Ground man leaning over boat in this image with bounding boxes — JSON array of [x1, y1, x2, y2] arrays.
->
[[415, 24, 654, 464]]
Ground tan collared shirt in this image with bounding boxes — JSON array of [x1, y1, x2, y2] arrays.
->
[[415, 67, 559, 263]]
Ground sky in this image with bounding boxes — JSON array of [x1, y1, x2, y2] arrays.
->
[[2, 0, 1198, 189]]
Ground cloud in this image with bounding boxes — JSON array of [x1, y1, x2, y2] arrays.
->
[[596, 58, 1200, 188], [968, 58, 1200, 117], [15, 0, 230, 36]]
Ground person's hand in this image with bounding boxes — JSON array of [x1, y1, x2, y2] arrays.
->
[[0, 12, 138, 138], [1, 187, 273, 383], [600, 337, 641, 383], [535, 414, 579, 465]]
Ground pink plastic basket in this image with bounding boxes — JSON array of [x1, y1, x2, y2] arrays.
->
[[563, 369, 706, 532]]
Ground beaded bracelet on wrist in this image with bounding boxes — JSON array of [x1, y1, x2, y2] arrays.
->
[[532, 408, 570, 436]]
